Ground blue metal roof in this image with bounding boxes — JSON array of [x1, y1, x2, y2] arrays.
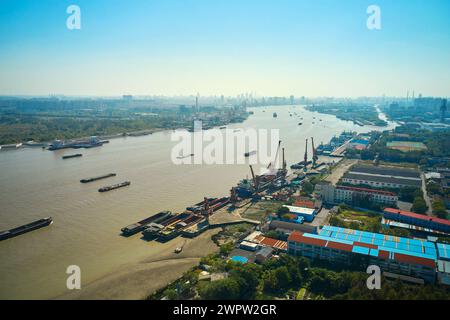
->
[[319, 225, 438, 260], [437, 243, 450, 260]]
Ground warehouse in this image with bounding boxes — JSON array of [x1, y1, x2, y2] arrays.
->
[[341, 164, 422, 189], [383, 208, 450, 234], [283, 205, 317, 222], [342, 173, 422, 188]]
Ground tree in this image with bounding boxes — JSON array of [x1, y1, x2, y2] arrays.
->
[[200, 278, 240, 300], [302, 181, 314, 194], [277, 206, 290, 216], [432, 199, 448, 219], [411, 196, 428, 214]]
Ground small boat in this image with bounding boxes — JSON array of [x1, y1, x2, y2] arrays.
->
[[298, 123, 303, 125], [273, 112, 278, 118], [176, 154, 194, 159], [244, 151, 257, 157], [174, 247, 183, 254]]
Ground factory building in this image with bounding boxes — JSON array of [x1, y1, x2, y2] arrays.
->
[[341, 164, 422, 189], [383, 208, 450, 234], [316, 182, 398, 206], [287, 225, 450, 283], [282, 205, 317, 222]]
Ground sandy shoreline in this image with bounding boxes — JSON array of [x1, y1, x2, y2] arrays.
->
[[55, 229, 220, 300]]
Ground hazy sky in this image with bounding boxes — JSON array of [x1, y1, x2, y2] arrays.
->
[[0, 0, 449, 97]]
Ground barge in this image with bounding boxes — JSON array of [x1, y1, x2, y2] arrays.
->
[[98, 181, 130, 192], [0, 217, 53, 241], [121, 211, 172, 236], [62, 153, 82, 159], [80, 173, 116, 183]]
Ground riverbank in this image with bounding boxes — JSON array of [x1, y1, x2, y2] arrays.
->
[[56, 229, 220, 300]]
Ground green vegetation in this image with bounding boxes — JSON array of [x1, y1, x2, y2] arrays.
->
[[411, 196, 428, 214], [305, 104, 388, 126], [329, 207, 382, 232], [302, 181, 314, 195], [432, 198, 448, 219], [0, 100, 249, 144], [149, 253, 450, 300], [360, 127, 450, 165], [240, 201, 283, 221], [330, 206, 411, 237]]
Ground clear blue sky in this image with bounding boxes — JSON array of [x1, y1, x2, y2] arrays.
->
[[0, 0, 449, 97]]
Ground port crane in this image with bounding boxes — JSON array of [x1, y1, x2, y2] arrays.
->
[[304, 138, 308, 166], [249, 164, 259, 191], [266, 140, 282, 173], [311, 137, 318, 167]]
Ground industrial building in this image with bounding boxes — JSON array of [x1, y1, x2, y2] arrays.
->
[[341, 164, 422, 189], [282, 205, 317, 222], [264, 219, 318, 235], [242, 231, 288, 252], [288, 225, 450, 284], [383, 208, 450, 234], [316, 182, 398, 206]]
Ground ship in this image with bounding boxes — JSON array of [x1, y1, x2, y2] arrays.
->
[[121, 211, 172, 236], [98, 181, 131, 192], [48, 136, 105, 151], [0, 217, 53, 241], [0, 143, 23, 149], [80, 173, 116, 183], [62, 153, 82, 159]]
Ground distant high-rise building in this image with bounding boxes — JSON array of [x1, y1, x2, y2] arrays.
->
[[290, 95, 294, 105], [441, 98, 447, 123], [123, 95, 133, 100]]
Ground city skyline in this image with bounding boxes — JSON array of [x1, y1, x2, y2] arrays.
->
[[0, 0, 449, 97]]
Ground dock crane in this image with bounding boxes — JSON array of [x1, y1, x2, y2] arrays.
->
[[267, 140, 282, 172], [304, 138, 308, 166], [249, 164, 259, 191], [311, 137, 318, 167]]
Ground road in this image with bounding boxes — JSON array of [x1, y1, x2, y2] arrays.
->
[[421, 172, 433, 215]]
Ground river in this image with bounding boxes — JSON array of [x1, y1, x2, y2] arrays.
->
[[0, 105, 397, 299]]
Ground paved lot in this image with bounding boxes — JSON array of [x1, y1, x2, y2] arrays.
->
[[308, 207, 331, 227], [324, 159, 358, 185]]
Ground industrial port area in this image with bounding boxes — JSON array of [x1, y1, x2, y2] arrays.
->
[[2, 1, 450, 309]]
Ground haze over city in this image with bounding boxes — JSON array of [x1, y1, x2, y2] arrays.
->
[[0, 0, 449, 97]]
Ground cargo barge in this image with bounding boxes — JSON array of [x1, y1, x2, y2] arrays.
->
[[142, 212, 192, 240], [98, 181, 130, 192], [80, 173, 116, 183], [0, 217, 53, 241], [158, 213, 204, 242], [121, 211, 172, 236], [62, 153, 82, 159]]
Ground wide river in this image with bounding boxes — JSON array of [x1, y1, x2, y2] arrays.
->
[[0, 105, 396, 299]]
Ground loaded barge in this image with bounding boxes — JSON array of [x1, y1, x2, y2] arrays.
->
[[80, 173, 116, 183], [62, 154, 82, 159], [121, 211, 172, 236], [141, 197, 230, 240], [0, 217, 53, 241], [98, 181, 130, 192]]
